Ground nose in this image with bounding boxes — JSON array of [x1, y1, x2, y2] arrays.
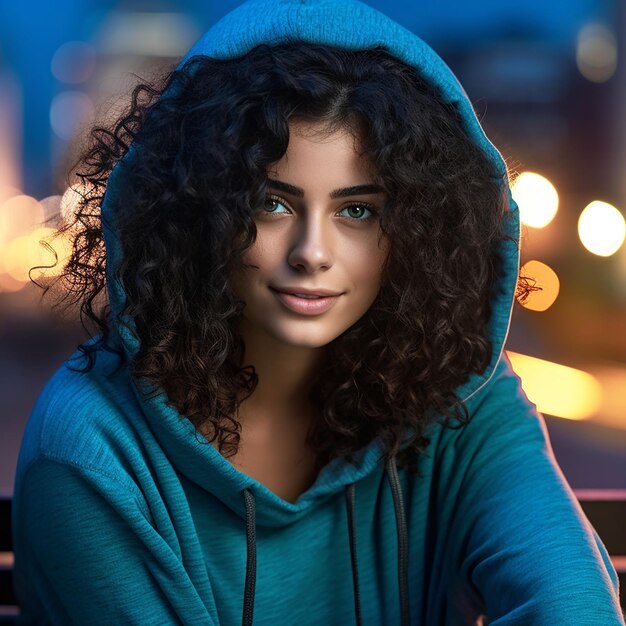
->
[[287, 211, 334, 273]]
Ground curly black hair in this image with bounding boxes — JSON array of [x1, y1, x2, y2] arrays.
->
[[34, 41, 538, 477]]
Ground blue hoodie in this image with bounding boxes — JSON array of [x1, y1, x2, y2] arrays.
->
[[12, 1, 625, 624]]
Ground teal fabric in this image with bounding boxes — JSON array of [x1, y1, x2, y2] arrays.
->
[[12, 0, 624, 624]]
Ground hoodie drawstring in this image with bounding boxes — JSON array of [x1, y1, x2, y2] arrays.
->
[[242, 488, 257, 626], [241, 455, 409, 626], [345, 481, 362, 625], [384, 455, 410, 626]]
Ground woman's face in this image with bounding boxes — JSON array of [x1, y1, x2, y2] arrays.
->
[[231, 119, 390, 351]]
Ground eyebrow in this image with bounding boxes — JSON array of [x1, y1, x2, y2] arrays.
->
[[267, 178, 384, 199]]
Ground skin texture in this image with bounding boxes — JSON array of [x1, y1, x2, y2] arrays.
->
[[225, 120, 390, 499]]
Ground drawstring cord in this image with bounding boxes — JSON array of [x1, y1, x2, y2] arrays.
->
[[345, 482, 362, 625], [385, 455, 410, 626], [242, 489, 257, 626], [241, 454, 409, 626]]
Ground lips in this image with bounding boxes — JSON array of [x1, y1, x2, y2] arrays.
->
[[269, 287, 342, 315]]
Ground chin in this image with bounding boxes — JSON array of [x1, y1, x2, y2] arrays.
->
[[279, 334, 339, 350], [269, 326, 344, 349]]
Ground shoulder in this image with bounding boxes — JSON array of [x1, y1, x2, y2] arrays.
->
[[433, 351, 549, 463], [15, 340, 145, 496], [465, 351, 544, 430]]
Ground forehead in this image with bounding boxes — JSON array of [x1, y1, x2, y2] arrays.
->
[[268, 119, 379, 184]]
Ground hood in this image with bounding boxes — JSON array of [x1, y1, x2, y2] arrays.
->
[[98, 3, 520, 624], [102, 0, 520, 410]]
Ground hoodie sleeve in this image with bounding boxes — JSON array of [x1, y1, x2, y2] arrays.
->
[[456, 353, 624, 625], [12, 456, 213, 626]]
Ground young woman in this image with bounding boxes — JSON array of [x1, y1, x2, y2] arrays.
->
[[12, 0, 624, 624]]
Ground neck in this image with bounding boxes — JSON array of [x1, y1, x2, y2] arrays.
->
[[234, 322, 328, 429]]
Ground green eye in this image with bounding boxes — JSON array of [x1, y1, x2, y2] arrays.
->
[[263, 196, 290, 214], [339, 204, 376, 221]]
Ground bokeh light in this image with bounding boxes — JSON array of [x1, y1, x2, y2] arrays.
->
[[0, 195, 45, 246], [51, 41, 97, 84], [506, 351, 602, 421], [50, 91, 95, 141], [0, 193, 40, 293], [578, 200, 625, 257], [519, 260, 560, 312], [576, 22, 618, 83], [2, 228, 54, 282], [589, 365, 626, 431], [0, 185, 21, 205], [511, 171, 559, 228], [1, 227, 72, 282], [0, 272, 27, 294]]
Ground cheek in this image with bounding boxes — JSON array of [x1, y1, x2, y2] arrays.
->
[[348, 247, 386, 297], [241, 228, 281, 269]]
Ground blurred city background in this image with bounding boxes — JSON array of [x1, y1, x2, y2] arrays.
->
[[1, 0, 626, 501]]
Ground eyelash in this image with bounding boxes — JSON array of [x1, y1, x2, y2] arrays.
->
[[261, 194, 379, 223]]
